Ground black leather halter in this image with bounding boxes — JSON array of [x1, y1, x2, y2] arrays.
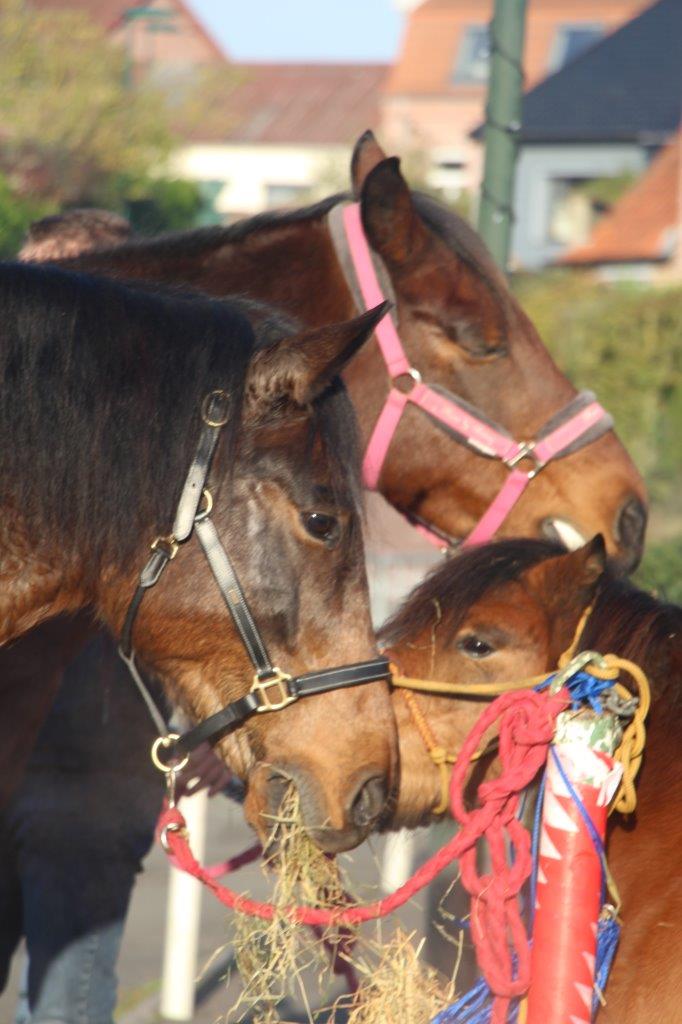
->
[[118, 389, 391, 764]]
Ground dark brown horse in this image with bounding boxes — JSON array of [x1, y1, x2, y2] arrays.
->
[[380, 538, 681, 1020], [0, 260, 399, 852], [58, 133, 647, 565]]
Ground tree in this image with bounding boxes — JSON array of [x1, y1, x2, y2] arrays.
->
[[0, 0, 172, 207]]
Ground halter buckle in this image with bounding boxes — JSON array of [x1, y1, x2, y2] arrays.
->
[[251, 668, 296, 713], [391, 367, 422, 394], [504, 441, 544, 478], [201, 389, 230, 428], [151, 534, 179, 560]]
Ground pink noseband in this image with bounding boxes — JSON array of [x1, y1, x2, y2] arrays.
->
[[332, 202, 613, 550]]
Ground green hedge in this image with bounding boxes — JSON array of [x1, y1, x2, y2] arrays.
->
[[635, 535, 682, 605], [514, 272, 682, 510], [514, 272, 681, 598]]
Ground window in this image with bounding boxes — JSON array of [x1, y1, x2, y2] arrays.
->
[[452, 26, 490, 85], [549, 24, 603, 72], [546, 178, 595, 247], [265, 184, 310, 209]]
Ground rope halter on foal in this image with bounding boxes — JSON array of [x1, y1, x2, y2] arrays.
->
[[389, 602, 650, 819], [117, 387, 391, 793], [328, 202, 614, 549]]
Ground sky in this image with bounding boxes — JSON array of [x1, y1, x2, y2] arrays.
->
[[187, 0, 405, 63]]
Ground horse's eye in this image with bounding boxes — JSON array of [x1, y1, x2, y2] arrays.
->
[[457, 635, 495, 659], [301, 511, 340, 546]]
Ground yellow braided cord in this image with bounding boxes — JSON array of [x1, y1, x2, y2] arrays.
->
[[392, 649, 650, 816], [588, 654, 651, 816], [391, 669, 548, 697], [399, 689, 485, 815]]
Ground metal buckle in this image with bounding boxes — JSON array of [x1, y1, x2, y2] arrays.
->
[[251, 668, 296, 713], [194, 488, 213, 523], [391, 367, 422, 394], [151, 534, 179, 560], [504, 440, 544, 478], [160, 820, 188, 853], [549, 650, 609, 695], [151, 733, 190, 774], [201, 389, 230, 427]]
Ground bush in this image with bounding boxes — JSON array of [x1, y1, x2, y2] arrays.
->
[[0, 173, 54, 257], [513, 272, 682, 513], [635, 535, 682, 605]]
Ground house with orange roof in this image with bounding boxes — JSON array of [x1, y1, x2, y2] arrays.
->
[[511, 0, 681, 268], [29, 0, 225, 79], [560, 134, 681, 282], [171, 63, 387, 218], [27, 1, 386, 219], [382, 0, 645, 199]]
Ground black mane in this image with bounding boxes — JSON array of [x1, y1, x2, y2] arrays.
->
[[0, 262, 361, 567], [379, 538, 681, 702]]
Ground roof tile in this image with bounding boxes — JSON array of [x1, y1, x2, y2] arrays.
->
[[562, 134, 681, 264]]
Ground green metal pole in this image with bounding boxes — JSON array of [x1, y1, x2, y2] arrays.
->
[[477, 0, 528, 272]]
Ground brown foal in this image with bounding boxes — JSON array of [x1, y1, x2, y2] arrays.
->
[[380, 538, 681, 1021]]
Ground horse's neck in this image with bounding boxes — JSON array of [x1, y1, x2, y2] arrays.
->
[[70, 216, 354, 323]]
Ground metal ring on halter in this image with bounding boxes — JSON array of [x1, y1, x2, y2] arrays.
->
[[159, 820, 188, 854], [392, 367, 422, 394], [151, 733, 190, 774], [504, 440, 544, 478], [201, 389, 230, 428], [549, 651, 610, 695], [151, 534, 179, 560], [194, 488, 213, 523]]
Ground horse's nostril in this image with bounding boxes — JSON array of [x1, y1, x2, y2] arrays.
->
[[616, 496, 647, 571], [350, 775, 387, 829]]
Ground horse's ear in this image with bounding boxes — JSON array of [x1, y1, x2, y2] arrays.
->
[[351, 130, 388, 197], [246, 302, 389, 413], [360, 157, 431, 268], [526, 535, 607, 605]]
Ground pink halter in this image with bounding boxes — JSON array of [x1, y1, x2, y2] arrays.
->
[[334, 202, 613, 550]]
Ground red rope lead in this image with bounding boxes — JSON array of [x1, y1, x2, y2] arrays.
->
[[158, 687, 568, 1008]]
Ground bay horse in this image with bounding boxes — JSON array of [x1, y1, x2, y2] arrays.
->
[[380, 537, 681, 1020], [57, 133, 647, 565], [0, 260, 399, 853]]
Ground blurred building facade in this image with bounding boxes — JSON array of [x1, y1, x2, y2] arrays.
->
[[560, 132, 682, 283], [381, 0, 646, 201], [171, 63, 387, 218], [30, 0, 681, 279], [31, 0, 225, 77], [512, 0, 681, 269]]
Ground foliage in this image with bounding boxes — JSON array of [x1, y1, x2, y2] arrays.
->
[[635, 536, 682, 605], [513, 272, 682, 514], [0, 0, 172, 206], [576, 172, 637, 212], [0, 173, 54, 257], [94, 173, 203, 234]]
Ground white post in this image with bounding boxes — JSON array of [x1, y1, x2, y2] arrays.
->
[[159, 789, 209, 1021], [380, 828, 417, 892]]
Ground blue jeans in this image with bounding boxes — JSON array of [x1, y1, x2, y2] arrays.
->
[[14, 922, 125, 1024], [0, 633, 165, 1023]]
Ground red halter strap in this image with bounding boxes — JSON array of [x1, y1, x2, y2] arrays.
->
[[334, 202, 613, 550]]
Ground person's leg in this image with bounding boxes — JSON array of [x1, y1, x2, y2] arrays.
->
[[14, 773, 162, 1024], [0, 816, 23, 994]]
